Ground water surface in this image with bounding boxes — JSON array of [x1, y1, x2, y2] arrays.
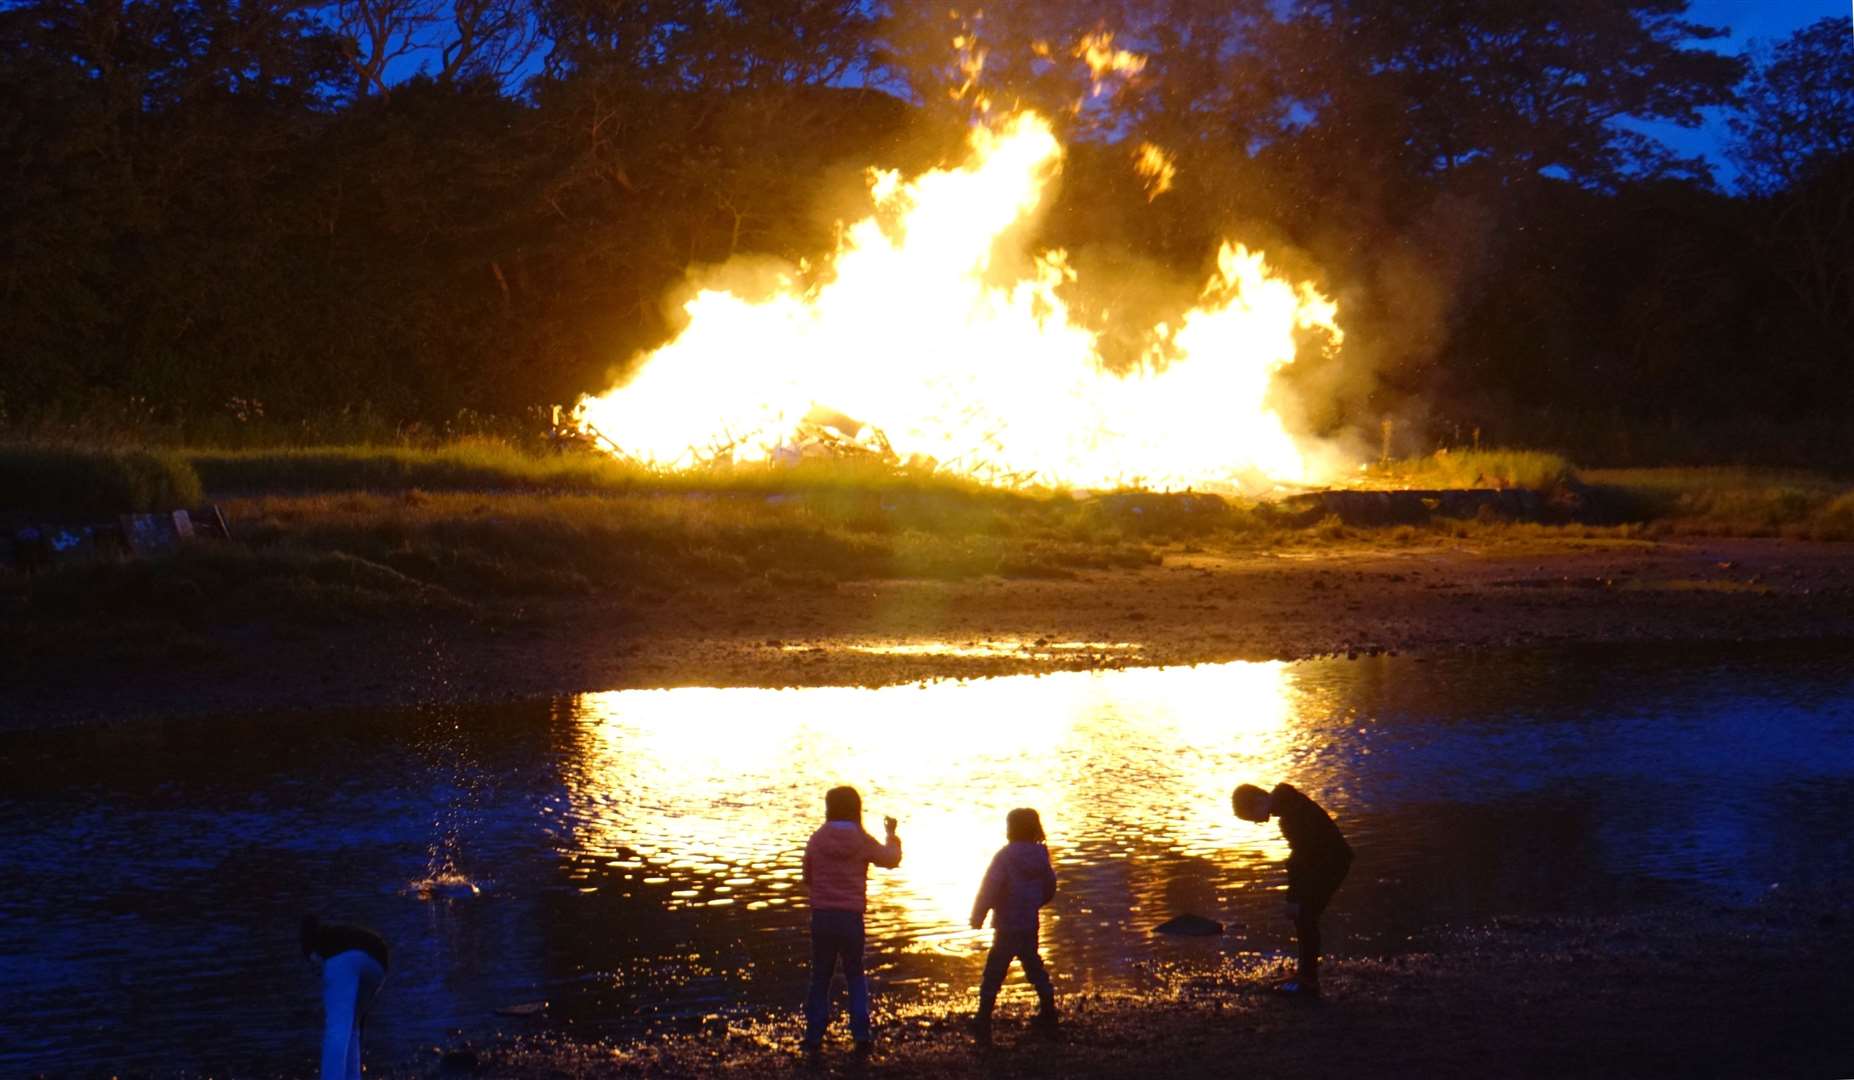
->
[[2, 642, 1851, 1075]]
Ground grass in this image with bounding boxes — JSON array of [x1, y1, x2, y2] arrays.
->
[[1582, 467, 1854, 540], [1362, 449, 1575, 492], [2, 487, 1180, 630], [6, 443, 1854, 638], [0, 444, 203, 519], [182, 440, 1030, 501]]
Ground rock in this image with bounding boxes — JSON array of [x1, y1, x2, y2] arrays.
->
[[1154, 914, 1224, 936]]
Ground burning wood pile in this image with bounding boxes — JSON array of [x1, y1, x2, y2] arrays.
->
[[571, 31, 1348, 495]]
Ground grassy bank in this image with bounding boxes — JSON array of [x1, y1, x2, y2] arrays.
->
[[0, 444, 202, 519], [181, 442, 1031, 500], [1, 487, 1171, 639], [6, 445, 1854, 641], [1584, 467, 1854, 540]]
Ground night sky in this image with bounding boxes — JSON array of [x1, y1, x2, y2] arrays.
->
[[368, 1, 1854, 185], [1650, 0, 1850, 179]]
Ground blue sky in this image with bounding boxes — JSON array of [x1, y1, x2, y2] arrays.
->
[[1648, 0, 1852, 183], [1687, 0, 1848, 44], [376, 1, 1850, 187]]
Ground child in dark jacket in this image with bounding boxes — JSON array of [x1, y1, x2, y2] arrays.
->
[[1233, 781, 1353, 999], [969, 807, 1058, 1036]]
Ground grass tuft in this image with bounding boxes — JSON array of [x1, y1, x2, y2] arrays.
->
[[183, 441, 1030, 501], [1582, 467, 1854, 538], [1366, 449, 1575, 492], [0, 444, 203, 518]]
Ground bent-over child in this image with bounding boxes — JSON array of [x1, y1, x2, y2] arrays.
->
[[301, 914, 389, 1080], [969, 807, 1058, 1038], [1233, 781, 1352, 999], [801, 785, 902, 1057]]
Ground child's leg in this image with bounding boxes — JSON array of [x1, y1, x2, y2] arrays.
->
[[345, 1018, 362, 1080], [346, 957, 384, 1080], [840, 917, 871, 1043], [976, 934, 1013, 1019], [320, 954, 361, 1080], [1299, 855, 1351, 985], [803, 913, 841, 1044], [1294, 898, 1325, 983], [1018, 933, 1055, 1013]]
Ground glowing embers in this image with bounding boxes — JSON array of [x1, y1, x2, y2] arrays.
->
[[574, 109, 1343, 491]]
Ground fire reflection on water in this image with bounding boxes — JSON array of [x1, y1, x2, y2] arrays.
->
[[7, 644, 1851, 1072], [562, 662, 1307, 974]]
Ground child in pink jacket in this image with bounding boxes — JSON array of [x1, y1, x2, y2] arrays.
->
[[801, 785, 902, 1057]]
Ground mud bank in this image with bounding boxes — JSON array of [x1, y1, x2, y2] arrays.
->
[[8, 535, 1854, 729], [387, 898, 1853, 1079]]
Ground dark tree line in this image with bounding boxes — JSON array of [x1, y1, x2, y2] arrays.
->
[[0, 1, 1848, 463]]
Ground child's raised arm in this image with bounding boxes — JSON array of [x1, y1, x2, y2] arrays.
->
[[866, 818, 902, 869]]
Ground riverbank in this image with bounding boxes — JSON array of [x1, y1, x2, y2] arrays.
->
[[7, 529, 1854, 728], [390, 896, 1853, 1079]]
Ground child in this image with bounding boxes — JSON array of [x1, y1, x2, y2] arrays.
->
[[969, 807, 1058, 1038], [801, 785, 902, 1057], [1233, 782, 1352, 998], [300, 914, 389, 1080]]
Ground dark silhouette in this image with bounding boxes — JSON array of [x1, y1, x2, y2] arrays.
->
[[300, 914, 389, 1080], [1233, 782, 1353, 999], [800, 785, 901, 1058], [969, 806, 1059, 1040]]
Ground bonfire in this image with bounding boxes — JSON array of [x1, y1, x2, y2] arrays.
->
[[576, 31, 1345, 494]]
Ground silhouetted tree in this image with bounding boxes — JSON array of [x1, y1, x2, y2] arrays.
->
[[333, 0, 537, 97], [1276, 0, 1744, 189], [1727, 17, 1854, 416]]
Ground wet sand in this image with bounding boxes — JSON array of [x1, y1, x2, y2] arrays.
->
[[12, 535, 1854, 728], [393, 897, 1854, 1079]]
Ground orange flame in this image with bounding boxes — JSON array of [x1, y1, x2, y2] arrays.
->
[[574, 108, 1342, 490], [1133, 141, 1176, 200], [1073, 31, 1146, 96]]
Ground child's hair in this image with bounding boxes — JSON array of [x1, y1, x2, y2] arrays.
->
[[1232, 783, 1270, 819], [1006, 807, 1045, 843], [825, 785, 862, 822]]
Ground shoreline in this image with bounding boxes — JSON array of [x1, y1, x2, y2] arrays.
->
[[385, 897, 1854, 1078], [8, 534, 1854, 730]]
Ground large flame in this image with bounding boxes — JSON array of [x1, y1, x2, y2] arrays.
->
[[575, 108, 1343, 490]]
